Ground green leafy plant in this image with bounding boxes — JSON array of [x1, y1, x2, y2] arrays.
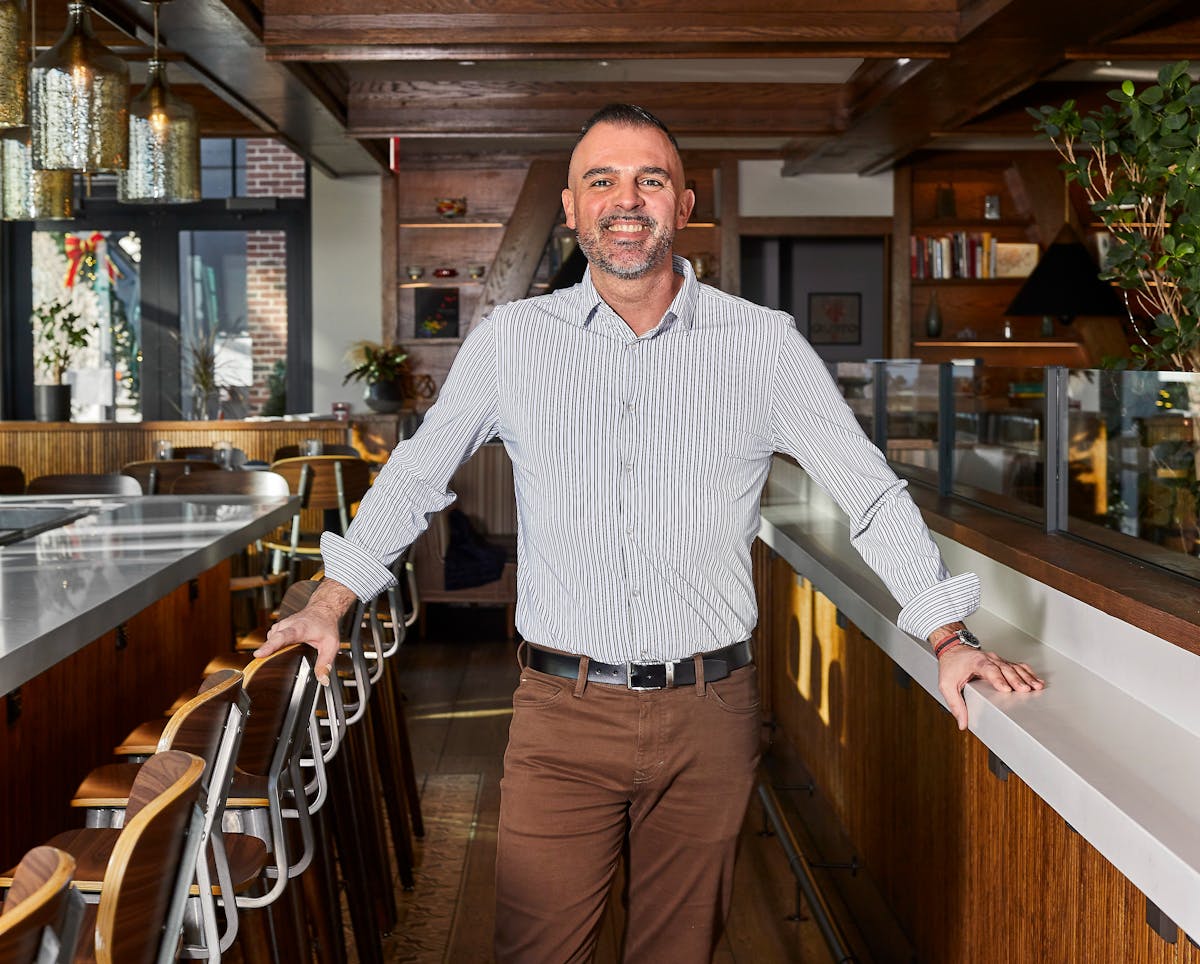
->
[[31, 298, 91, 384], [343, 340, 409, 386], [1030, 61, 1200, 372], [262, 359, 286, 416]]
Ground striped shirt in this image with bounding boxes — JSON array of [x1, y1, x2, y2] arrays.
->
[[322, 256, 979, 662]]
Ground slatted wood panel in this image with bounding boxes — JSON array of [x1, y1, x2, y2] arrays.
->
[[752, 541, 1200, 961], [0, 562, 230, 869], [0, 421, 351, 485]]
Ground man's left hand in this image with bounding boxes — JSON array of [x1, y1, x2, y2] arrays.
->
[[937, 645, 1044, 731]]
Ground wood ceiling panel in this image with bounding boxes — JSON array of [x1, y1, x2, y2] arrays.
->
[[263, 8, 962, 49], [347, 81, 843, 137]]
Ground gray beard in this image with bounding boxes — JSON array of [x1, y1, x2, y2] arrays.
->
[[576, 218, 674, 280]]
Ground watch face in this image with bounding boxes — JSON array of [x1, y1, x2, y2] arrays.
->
[[958, 629, 982, 649]]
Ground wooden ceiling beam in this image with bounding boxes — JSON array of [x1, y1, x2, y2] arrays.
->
[[786, 0, 1190, 175], [346, 81, 843, 138], [262, 9, 962, 49], [266, 43, 955, 63]]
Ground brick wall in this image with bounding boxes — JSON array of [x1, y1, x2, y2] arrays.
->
[[244, 140, 304, 412]]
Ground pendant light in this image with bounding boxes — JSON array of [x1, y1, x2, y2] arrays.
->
[[30, 0, 128, 172], [1, 0, 73, 219], [1, 132, 73, 219], [0, 0, 28, 128], [120, 1, 196, 203]]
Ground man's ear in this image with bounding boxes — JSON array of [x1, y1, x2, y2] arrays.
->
[[561, 187, 576, 229], [676, 187, 696, 230]]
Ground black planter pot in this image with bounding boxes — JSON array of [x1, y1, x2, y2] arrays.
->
[[33, 384, 71, 422], [364, 380, 406, 414]]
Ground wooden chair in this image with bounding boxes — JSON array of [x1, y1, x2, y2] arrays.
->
[[170, 471, 291, 499], [0, 846, 80, 963], [38, 673, 247, 960], [271, 443, 358, 461], [264, 456, 372, 579], [0, 465, 25, 495], [173, 446, 247, 470], [412, 509, 517, 639], [26, 474, 142, 497], [122, 459, 221, 496]]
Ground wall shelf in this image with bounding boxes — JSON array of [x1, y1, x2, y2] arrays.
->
[[398, 220, 506, 229]]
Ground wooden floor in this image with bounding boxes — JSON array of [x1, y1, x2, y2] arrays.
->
[[359, 608, 835, 963]]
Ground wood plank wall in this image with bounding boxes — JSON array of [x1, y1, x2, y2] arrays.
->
[[751, 540, 1200, 961], [0, 562, 231, 869], [0, 421, 352, 483]]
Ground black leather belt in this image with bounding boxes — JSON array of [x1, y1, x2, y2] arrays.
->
[[525, 640, 753, 691]]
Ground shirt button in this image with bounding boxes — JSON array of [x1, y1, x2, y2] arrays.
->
[[631, 587, 641, 597], [623, 463, 634, 473], [625, 526, 634, 535], [623, 402, 634, 412]]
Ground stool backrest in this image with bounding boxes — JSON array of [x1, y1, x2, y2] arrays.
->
[[95, 750, 206, 964], [269, 456, 371, 531], [26, 473, 142, 497], [170, 470, 291, 498], [272, 443, 358, 461], [157, 669, 246, 774], [0, 846, 76, 962], [236, 641, 311, 776], [0, 465, 25, 495], [122, 459, 220, 496]]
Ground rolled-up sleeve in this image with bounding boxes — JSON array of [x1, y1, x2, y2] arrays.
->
[[323, 317, 501, 600], [769, 323, 979, 639]]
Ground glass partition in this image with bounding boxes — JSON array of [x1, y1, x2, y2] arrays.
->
[[1067, 369, 1200, 579], [951, 364, 1046, 522], [833, 361, 1200, 583]]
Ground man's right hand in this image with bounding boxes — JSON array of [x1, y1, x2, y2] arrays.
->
[[253, 579, 358, 685]]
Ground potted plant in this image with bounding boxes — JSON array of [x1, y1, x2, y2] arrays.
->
[[31, 297, 91, 422], [1031, 61, 1200, 543], [343, 340, 409, 413]]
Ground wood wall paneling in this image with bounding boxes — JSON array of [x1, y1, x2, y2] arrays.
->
[[0, 421, 351, 483], [755, 547, 1200, 960]]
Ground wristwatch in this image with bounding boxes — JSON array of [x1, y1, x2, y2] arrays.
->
[[952, 628, 982, 649], [933, 627, 981, 659]]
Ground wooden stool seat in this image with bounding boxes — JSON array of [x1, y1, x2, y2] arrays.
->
[[205, 652, 254, 675], [71, 763, 142, 809], [114, 719, 167, 757], [186, 834, 267, 897], [230, 572, 288, 594], [225, 767, 270, 808]]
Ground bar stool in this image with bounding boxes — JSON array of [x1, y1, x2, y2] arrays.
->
[[0, 465, 25, 495], [26, 474, 142, 497], [122, 459, 220, 496], [61, 672, 249, 960], [271, 443, 358, 461], [0, 846, 82, 963]]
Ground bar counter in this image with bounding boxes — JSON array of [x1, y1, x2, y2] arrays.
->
[[0, 494, 297, 692], [755, 456, 1200, 956], [0, 493, 296, 866]]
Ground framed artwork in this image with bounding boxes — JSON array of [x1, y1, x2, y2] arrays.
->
[[808, 292, 862, 345], [414, 287, 460, 339]]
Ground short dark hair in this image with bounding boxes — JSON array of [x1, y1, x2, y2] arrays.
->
[[576, 104, 679, 150]]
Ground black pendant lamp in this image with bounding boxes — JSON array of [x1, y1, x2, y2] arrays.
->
[[1004, 224, 1125, 327]]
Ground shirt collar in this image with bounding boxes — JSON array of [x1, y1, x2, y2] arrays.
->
[[576, 254, 700, 334]]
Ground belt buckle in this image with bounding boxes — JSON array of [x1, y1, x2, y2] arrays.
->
[[626, 661, 671, 690]]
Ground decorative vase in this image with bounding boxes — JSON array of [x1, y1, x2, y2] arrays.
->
[[923, 292, 943, 338], [364, 380, 405, 414], [33, 383, 71, 422]]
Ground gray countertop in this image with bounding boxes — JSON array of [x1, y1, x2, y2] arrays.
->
[[0, 494, 298, 692]]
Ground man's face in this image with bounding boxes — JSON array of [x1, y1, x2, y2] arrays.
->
[[562, 122, 695, 281]]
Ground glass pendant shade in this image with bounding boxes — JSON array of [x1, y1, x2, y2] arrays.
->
[[30, 0, 129, 172], [119, 59, 197, 203], [1, 132, 73, 219], [0, 0, 28, 129]]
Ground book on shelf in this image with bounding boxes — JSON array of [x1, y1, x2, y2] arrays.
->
[[910, 231, 998, 280]]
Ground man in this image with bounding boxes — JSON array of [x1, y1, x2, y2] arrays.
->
[[256, 104, 1043, 962]]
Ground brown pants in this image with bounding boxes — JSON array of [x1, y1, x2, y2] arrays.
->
[[495, 648, 762, 963]]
